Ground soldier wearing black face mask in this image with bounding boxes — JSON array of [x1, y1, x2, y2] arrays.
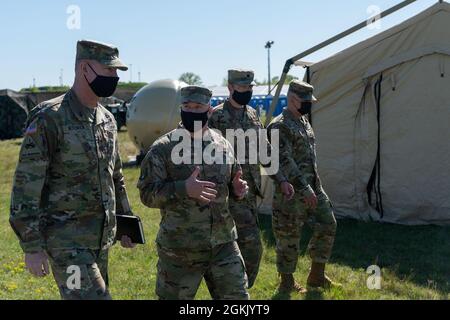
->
[[138, 85, 250, 300], [12, 39, 135, 300], [209, 69, 291, 289], [267, 80, 339, 293]]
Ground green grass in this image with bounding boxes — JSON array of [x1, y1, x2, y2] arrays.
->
[[116, 82, 148, 91], [20, 86, 71, 94], [0, 131, 449, 300]]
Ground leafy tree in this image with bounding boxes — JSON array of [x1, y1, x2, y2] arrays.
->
[[179, 72, 203, 85], [258, 75, 299, 86], [284, 75, 299, 84]]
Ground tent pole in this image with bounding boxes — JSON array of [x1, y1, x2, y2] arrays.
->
[[265, 60, 290, 123], [264, 0, 417, 126]]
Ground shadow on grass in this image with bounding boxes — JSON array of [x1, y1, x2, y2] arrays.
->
[[258, 213, 450, 295], [304, 289, 325, 300], [271, 291, 292, 300]]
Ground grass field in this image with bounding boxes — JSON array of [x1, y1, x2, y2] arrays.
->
[[0, 131, 449, 300]]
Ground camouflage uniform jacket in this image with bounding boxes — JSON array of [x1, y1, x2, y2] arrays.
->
[[209, 100, 271, 197], [267, 108, 324, 197], [10, 90, 131, 254], [138, 126, 241, 250]]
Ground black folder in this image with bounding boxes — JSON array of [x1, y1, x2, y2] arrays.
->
[[116, 214, 146, 244]]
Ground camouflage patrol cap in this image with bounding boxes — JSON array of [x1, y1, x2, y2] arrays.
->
[[180, 86, 213, 105], [76, 40, 128, 71], [228, 69, 257, 86], [288, 80, 317, 101]]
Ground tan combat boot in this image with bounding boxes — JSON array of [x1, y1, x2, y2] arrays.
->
[[307, 262, 341, 289], [278, 273, 307, 294]]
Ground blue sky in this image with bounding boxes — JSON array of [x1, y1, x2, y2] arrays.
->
[[0, 0, 440, 90]]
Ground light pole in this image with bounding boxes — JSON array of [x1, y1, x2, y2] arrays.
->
[[129, 64, 133, 83], [265, 41, 274, 95], [59, 69, 64, 87]]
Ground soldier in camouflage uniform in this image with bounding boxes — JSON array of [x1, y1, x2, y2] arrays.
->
[[267, 80, 338, 293], [208, 69, 291, 288], [9, 40, 136, 300], [138, 86, 250, 300]]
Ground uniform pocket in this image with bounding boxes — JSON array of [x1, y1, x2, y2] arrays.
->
[[61, 127, 97, 176]]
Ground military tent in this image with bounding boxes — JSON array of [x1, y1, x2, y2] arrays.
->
[[297, 2, 450, 225], [0, 90, 33, 140]]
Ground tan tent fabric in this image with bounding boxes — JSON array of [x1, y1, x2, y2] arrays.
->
[[299, 2, 450, 225]]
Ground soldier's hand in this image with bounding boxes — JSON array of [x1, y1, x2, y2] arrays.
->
[[25, 252, 49, 277], [304, 192, 318, 210], [121, 235, 137, 249], [281, 181, 295, 201], [232, 170, 249, 200], [186, 167, 218, 204]]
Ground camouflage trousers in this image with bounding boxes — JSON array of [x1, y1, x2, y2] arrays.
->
[[46, 248, 111, 300], [156, 241, 249, 300], [229, 193, 263, 289], [272, 191, 337, 274]]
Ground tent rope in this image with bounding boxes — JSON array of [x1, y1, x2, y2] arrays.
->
[[367, 73, 385, 218]]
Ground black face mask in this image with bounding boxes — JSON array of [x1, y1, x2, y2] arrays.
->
[[181, 110, 209, 133], [232, 90, 253, 106], [298, 101, 312, 115], [84, 64, 119, 97]]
